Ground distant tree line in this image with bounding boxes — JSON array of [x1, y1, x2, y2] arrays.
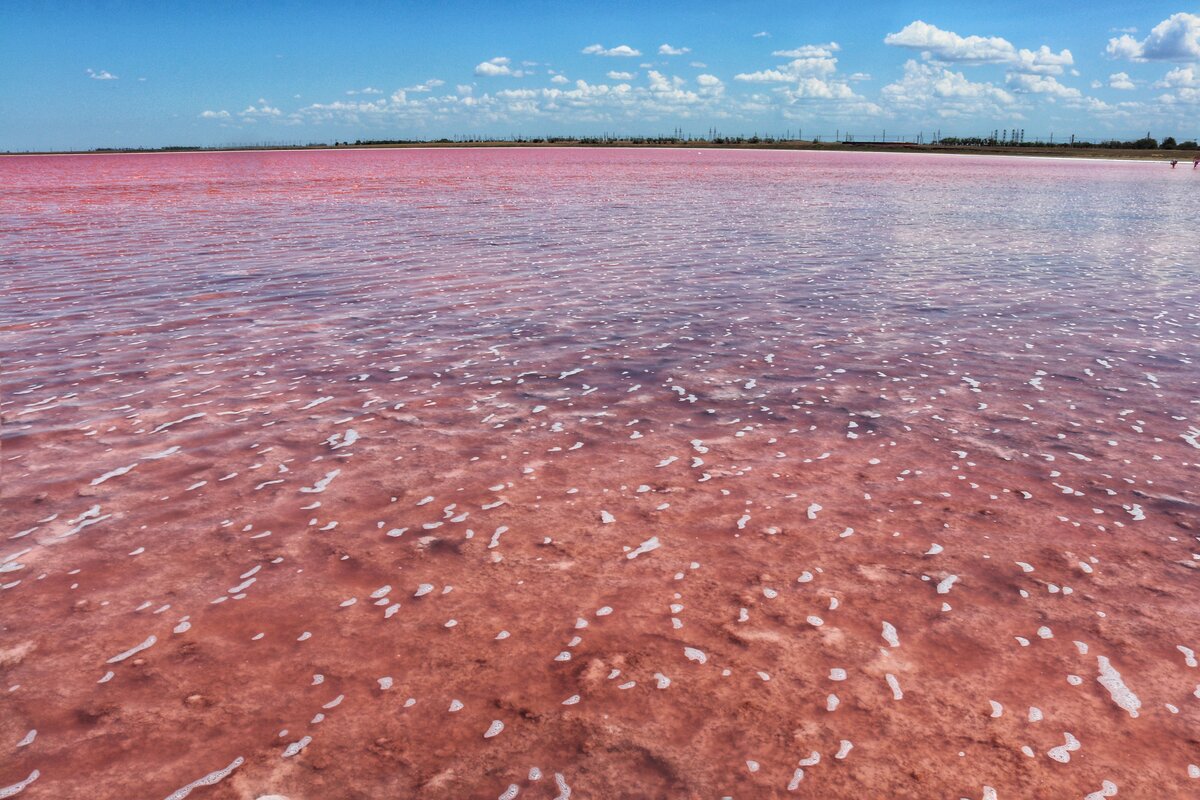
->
[[935, 136, 1197, 150]]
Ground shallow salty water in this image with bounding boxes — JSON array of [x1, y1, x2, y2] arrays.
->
[[2, 148, 1199, 798]]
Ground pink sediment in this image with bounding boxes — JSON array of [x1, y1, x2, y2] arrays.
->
[[1, 148, 1198, 798]]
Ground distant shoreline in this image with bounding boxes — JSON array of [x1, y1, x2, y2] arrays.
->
[[4, 140, 1199, 162]]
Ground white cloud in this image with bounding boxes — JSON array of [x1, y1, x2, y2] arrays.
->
[[1155, 66, 1199, 88], [86, 68, 118, 80], [689, 61, 707, 68], [885, 21, 1015, 63], [885, 21, 1072, 74], [1012, 46, 1074, 75], [696, 74, 723, 87], [1006, 72, 1081, 98], [405, 79, 445, 92], [200, 110, 230, 119], [752, 31, 770, 38], [346, 87, 383, 95], [550, 74, 569, 84], [240, 102, 282, 117], [771, 43, 839, 58], [1107, 13, 1200, 62], [475, 57, 525, 77], [606, 71, 635, 80], [734, 49, 839, 83], [659, 44, 690, 56], [1108, 72, 1136, 90], [582, 43, 642, 57], [882, 59, 1015, 117]]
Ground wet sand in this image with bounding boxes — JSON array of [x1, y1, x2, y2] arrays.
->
[[2, 148, 1199, 798]]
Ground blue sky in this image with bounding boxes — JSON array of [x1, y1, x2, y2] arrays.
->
[[3, 1, 1199, 150]]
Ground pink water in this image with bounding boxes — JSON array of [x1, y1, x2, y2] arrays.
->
[[2, 148, 1199, 798]]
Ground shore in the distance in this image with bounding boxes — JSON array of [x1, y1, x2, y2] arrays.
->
[[5, 139, 1200, 162]]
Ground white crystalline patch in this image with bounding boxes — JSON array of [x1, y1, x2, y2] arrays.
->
[[626, 537, 660, 559], [414, 584, 435, 597], [654, 672, 671, 689], [806, 503, 822, 519], [882, 621, 900, 647], [449, 699, 464, 711], [377, 677, 393, 690], [600, 511, 615, 524], [1016, 561, 1034, 573], [91, 463, 138, 485], [1177, 645, 1197, 668], [152, 412, 206, 433], [1096, 656, 1140, 717], [925, 543, 943, 555], [107, 635, 157, 664], [299, 396, 332, 410], [983, 788, 998, 800], [282, 736, 312, 758], [788, 769, 804, 791], [989, 700, 1003, 718], [1037, 626, 1053, 639], [1029, 707, 1044, 722], [553, 773, 572, 800], [746, 760, 760, 772], [1189, 764, 1200, 779], [1181, 427, 1200, 450], [684, 647, 707, 664], [1047, 732, 1080, 763], [299, 469, 340, 493], [16, 730, 35, 747], [595, 606, 613, 616], [885, 673, 903, 700], [826, 694, 839, 711], [1122, 504, 1145, 521], [799, 752, 821, 767], [562, 695, 580, 705], [0, 771, 39, 798], [829, 668, 847, 681], [499, 784, 520, 800], [834, 740, 853, 760], [484, 720, 505, 738], [163, 757, 245, 800], [1084, 779, 1119, 799], [936, 575, 958, 595]]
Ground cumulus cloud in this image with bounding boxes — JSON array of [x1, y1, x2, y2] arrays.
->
[[606, 71, 635, 80], [752, 31, 770, 38], [86, 68, 118, 80], [1107, 13, 1200, 61], [346, 87, 383, 95], [658, 44, 690, 55], [581, 43, 642, 57], [884, 21, 1072, 74], [550, 74, 569, 84], [771, 43, 839, 58], [885, 21, 1015, 63], [882, 59, 1015, 117], [1006, 72, 1081, 98], [1155, 65, 1198, 88], [240, 101, 282, 118], [200, 110, 230, 119], [405, 79, 445, 92], [696, 74, 723, 87], [475, 57, 527, 77], [734, 46, 839, 83], [1108, 72, 1136, 90]]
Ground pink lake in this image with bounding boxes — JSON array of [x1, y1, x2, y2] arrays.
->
[[2, 148, 1199, 799]]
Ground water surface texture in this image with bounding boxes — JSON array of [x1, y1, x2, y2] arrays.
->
[[2, 149, 1199, 798]]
